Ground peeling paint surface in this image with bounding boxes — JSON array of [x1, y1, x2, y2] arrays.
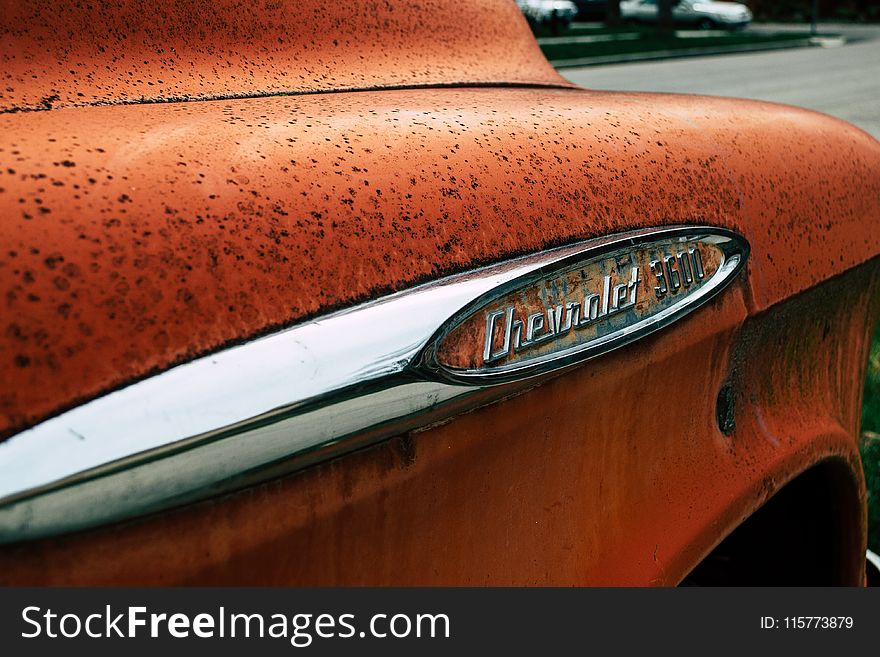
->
[[1, 86, 879, 441]]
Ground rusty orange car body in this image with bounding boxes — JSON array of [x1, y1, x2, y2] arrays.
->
[[0, 0, 878, 585]]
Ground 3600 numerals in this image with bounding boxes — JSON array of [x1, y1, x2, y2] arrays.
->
[[651, 248, 705, 298]]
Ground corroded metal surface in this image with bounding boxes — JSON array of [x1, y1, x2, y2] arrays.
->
[[1, 87, 878, 442], [0, 0, 566, 112]]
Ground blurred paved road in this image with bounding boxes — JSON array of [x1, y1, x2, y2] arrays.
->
[[562, 23, 880, 139]]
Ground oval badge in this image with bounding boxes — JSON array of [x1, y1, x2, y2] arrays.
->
[[421, 226, 748, 384]]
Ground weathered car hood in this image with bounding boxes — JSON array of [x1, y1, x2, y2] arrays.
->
[[0, 0, 566, 112], [2, 85, 879, 441]]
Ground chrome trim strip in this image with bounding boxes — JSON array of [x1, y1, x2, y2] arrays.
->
[[0, 226, 748, 542]]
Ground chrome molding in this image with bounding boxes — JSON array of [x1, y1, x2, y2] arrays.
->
[[0, 226, 748, 542]]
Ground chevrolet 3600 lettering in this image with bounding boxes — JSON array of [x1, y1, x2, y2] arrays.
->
[[431, 231, 745, 382], [0, 0, 878, 586], [481, 248, 705, 362]]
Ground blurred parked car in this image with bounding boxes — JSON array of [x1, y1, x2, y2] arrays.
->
[[621, 0, 752, 29], [518, 0, 579, 29]]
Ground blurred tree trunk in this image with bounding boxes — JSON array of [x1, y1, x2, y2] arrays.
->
[[657, 0, 674, 36], [606, 0, 622, 26]]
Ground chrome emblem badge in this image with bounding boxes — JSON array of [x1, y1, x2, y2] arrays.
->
[[423, 227, 748, 384]]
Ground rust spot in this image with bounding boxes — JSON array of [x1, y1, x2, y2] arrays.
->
[[393, 434, 418, 469]]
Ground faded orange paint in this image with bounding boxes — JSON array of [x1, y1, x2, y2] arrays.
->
[[1, 0, 879, 584]]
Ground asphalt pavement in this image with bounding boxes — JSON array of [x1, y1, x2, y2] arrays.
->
[[562, 23, 880, 139]]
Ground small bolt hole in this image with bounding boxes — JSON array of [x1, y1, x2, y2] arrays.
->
[[717, 384, 736, 436]]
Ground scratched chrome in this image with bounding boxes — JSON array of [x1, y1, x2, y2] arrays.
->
[[0, 226, 747, 542]]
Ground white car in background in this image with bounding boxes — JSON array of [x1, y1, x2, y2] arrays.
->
[[517, 0, 579, 29], [621, 0, 752, 30]]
